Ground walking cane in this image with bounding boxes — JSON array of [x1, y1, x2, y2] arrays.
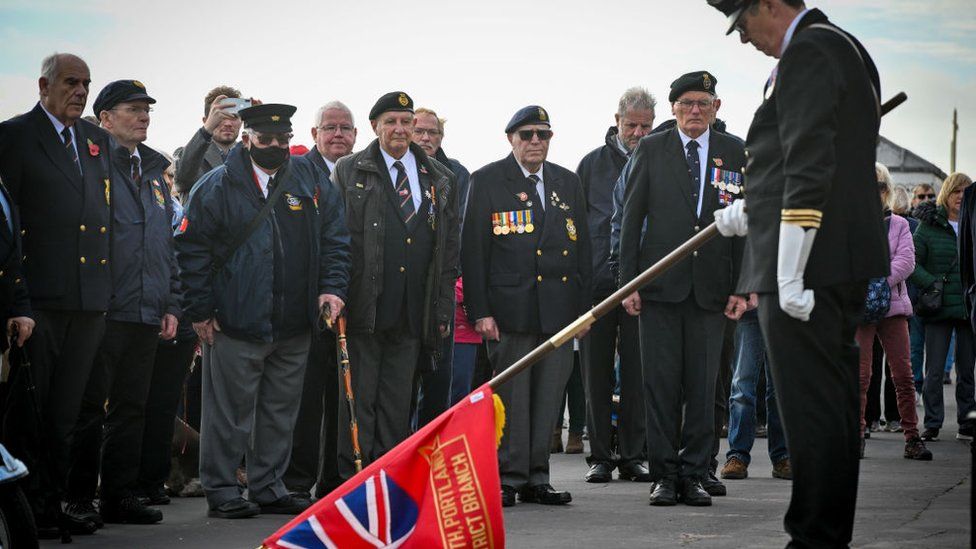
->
[[335, 316, 363, 473]]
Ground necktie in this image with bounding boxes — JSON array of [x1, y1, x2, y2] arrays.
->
[[130, 154, 142, 186], [527, 174, 545, 226], [266, 175, 275, 198], [685, 140, 701, 206], [393, 160, 416, 223], [62, 127, 82, 175]]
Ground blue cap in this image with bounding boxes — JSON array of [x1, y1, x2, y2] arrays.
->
[[505, 105, 550, 134], [93, 79, 156, 117]]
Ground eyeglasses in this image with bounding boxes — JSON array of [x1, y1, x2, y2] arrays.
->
[[318, 125, 354, 135], [517, 129, 553, 141], [252, 132, 293, 146], [112, 105, 153, 115], [412, 128, 442, 137], [674, 99, 714, 111], [916, 193, 935, 200]]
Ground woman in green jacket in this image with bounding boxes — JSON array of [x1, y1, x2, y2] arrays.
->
[[911, 172, 974, 442]]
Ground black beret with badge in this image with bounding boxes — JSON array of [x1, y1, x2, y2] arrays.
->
[[368, 91, 414, 121], [706, 0, 751, 35], [239, 103, 297, 133], [504, 105, 551, 134], [669, 71, 719, 103], [93, 79, 156, 117]]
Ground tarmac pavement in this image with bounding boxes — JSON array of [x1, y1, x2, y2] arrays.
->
[[41, 385, 970, 548]]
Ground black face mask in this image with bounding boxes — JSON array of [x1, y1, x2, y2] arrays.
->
[[249, 144, 289, 170]]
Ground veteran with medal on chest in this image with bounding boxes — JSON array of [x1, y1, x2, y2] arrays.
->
[[619, 71, 746, 507], [461, 106, 592, 508]]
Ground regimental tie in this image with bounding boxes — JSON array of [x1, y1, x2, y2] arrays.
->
[[61, 127, 82, 175], [685, 140, 701, 204], [527, 174, 545, 226], [266, 175, 275, 198], [130, 154, 142, 186], [393, 160, 416, 223]]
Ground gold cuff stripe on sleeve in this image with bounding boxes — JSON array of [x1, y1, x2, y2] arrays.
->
[[781, 208, 823, 220], [782, 219, 822, 228]]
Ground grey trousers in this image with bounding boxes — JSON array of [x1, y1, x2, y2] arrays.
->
[[639, 297, 725, 481], [489, 332, 574, 490], [200, 330, 310, 508], [337, 330, 421, 480], [922, 319, 976, 429]]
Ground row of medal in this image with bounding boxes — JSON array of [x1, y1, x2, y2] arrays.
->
[[492, 209, 536, 235], [711, 167, 743, 207]]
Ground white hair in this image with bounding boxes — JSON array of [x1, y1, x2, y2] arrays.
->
[[313, 101, 355, 128]]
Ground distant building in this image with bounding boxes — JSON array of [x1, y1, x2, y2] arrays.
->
[[877, 135, 947, 190]]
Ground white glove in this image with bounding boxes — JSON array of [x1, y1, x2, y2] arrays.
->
[[776, 223, 817, 321], [714, 199, 748, 237]]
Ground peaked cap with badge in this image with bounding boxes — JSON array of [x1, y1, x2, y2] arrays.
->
[[707, 0, 752, 34], [239, 103, 297, 133]]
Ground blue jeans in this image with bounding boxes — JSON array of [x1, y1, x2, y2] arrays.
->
[[908, 315, 925, 392], [727, 312, 788, 465]]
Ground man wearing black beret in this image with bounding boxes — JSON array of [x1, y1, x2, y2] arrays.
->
[[619, 71, 746, 507], [331, 91, 459, 480], [708, 1, 887, 546], [461, 106, 592, 507], [176, 102, 351, 518]]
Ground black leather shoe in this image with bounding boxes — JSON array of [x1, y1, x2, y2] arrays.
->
[[518, 484, 572, 505], [102, 495, 164, 524], [259, 494, 312, 515], [618, 462, 652, 482], [501, 485, 517, 508], [701, 472, 726, 496], [208, 497, 260, 519], [584, 462, 613, 483], [648, 478, 677, 506], [138, 485, 171, 506], [679, 479, 712, 506], [65, 500, 103, 529]]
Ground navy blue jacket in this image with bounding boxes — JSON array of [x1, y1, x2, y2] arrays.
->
[[578, 127, 629, 297], [107, 141, 180, 325], [175, 144, 350, 342]]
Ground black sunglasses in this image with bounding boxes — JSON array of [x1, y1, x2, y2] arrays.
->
[[252, 132, 293, 146], [916, 193, 935, 200], [517, 129, 553, 141]]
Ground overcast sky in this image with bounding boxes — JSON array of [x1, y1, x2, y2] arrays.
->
[[1, 0, 972, 178]]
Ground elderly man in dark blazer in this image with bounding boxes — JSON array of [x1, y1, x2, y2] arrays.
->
[[462, 106, 592, 508], [620, 71, 746, 507], [0, 52, 113, 537]]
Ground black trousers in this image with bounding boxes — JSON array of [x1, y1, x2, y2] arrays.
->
[[865, 337, 900, 424], [284, 333, 341, 498], [639, 296, 725, 481], [759, 283, 865, 549], [414, 323, 455, 429], [137, 335, 197, 493], [710, 320, 736, 473], [3, 309, 105, 519], [67, 320, 160, 502], [579, 304, 644, 465]]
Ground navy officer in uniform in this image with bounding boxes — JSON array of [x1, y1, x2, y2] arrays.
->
[[709, 1, 887, 546], [176, 103, 350, 519], [619, 72, 746, 507], [462, 106, 592, 507]]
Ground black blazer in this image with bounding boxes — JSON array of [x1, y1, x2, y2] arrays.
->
[[619, 127, 745, 312], [462, 154, 592, 335], [0, 103, 113, 312], [738, 9, 888, 293], [959, 185, 976, 333], [0, 177, 30, 343]]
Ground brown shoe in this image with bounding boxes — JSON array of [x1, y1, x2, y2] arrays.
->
[[565, 432, 583, 454], [720, 457, 748, 479], [772, 458, 793, 480], [550, 428, 563, 453]]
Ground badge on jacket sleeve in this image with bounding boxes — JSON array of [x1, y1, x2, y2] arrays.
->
[[565, 218, 577, 241]]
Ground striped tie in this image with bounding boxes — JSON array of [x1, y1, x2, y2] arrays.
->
[[61, 127, 82, 175], [393, 160, 415, 223], [131, 154, 142, 186]]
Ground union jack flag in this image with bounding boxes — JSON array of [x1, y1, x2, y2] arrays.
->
[[277, 469, 419, 549]]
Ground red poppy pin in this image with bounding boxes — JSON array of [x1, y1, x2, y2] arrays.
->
[[87, 139, 100, 157], [517, 192, 528, 202], [419, 165, 428, 175], [713, 157, 723, 167]]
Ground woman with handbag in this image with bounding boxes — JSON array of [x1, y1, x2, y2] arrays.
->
[[911, 172, 974, 442], [855, 164, 931, 460]]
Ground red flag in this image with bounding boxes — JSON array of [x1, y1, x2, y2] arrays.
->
[[263, 384, 505, 549]]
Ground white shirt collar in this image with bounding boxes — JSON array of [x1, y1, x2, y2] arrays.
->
[[677, 127, 710, 150], [781, 8, 811, 56], [615, 134, 631, 156], [515, 159, 543, 183], [251, 162, 272, 198], [379, 146, 416, 174], [39, 102, 72, 140], [321, 154, 336, 174]]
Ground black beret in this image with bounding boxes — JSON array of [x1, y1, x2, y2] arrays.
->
[[239, 103, 297, 133], [369, 91, 414, 121], [93, 79, 156, 117], [706, 0, 750, 35], [504, 105, 551, 134], [669, 71, 718, 103]]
